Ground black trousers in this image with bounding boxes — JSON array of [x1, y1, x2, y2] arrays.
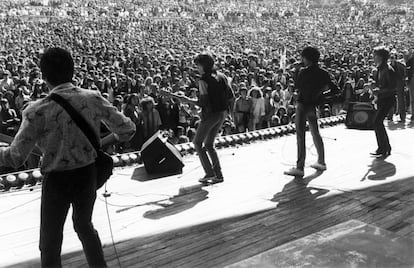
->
[[39, 163, 106, 268], [374, 96, 396, 153], [396, 86, 406, 121]]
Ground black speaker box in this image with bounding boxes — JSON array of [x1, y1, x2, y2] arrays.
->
[[141, 132, 184, 175], [345, 102, 377, 130]]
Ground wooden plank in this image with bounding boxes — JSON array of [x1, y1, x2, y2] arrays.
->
[[3, 124, 414, 267]]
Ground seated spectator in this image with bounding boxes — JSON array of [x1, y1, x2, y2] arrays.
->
[[178, 135, 190, 144], [276, 106, 287, 119], [280, 114, 290, 125], [221, 119, 235, 136], [323, 108, 331, 118], [187, 128, 196, 142], [270, 115, 281, 127], [290, 113, 296, 124], [112, 96, 123, 112], [286, 105, 295, 117]]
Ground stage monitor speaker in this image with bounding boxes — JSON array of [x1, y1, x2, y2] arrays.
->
[[345, 102, 376, 130], [141, 131, 184, 175]]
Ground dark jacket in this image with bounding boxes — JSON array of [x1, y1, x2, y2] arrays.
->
[[296, 65, 330, 106], [374, 64, 397, 99], [198, 72, 234, 114], [390, 61, 406, 88]]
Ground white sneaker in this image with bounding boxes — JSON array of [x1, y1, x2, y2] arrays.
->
[[310, 162, 327, 171], [284, 168, 304, 177]]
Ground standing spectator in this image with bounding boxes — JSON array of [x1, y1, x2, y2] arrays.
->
[[0, 98, 20, 136], [405, 51, 414, 117], [233, 86, 252, 133], [342, 81, 355, 110], [273, 69, 287, 88], [263, 87, 275, 128], [390, 54, 406, 122], [123, 93, 144, 150], [141, 96, 162, 141], [249, 87, 265, 130]]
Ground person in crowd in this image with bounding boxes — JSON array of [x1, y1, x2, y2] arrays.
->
[[405, 51, 414, 116], [390, 53, 407, 122], [342, 81, 356, 110], [141, 96, 162, 141], [0, 47, 136, 268], [285, 47, 329, 177], [263, 87, 275, 128], [123, 93, 144, 150], [0, 98, 20, 136], [371, 47, 397, 158], [233, 86, 252, 133], [273, 69, 287, 88], [248, 87, 265, 131], [0, 70, 14, 92]]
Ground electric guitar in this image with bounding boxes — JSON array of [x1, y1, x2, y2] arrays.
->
[[159, 89, 198, 105]]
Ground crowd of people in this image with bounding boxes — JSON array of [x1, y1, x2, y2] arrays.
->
[[0, 0, 414, 171]]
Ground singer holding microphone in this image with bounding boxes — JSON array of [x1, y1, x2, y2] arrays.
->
[[0, 48, 136, 267]]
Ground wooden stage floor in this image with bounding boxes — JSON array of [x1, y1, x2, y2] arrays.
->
[[1, 121, 414, 267]]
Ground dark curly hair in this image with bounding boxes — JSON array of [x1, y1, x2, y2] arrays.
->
[[301, 46, 320, 64], [373, 46, 390, 61], [40, 47, 74, 86], [194, 53, 215, 74]]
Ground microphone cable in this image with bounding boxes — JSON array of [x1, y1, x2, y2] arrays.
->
[[103, 183, 122, 268]]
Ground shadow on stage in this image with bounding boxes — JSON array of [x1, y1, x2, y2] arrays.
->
[[131, 165, 183, 182], [361, 158, 396, 182], [9, 176, 414, 267], [143, 185, 208, 220], [271, 170, 329, 207]]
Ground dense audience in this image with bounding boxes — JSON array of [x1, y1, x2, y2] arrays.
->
[[0, 0, 414, 172]]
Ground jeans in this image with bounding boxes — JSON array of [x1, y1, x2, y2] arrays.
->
[[295, 103, 325, 170], [374, 96, 396, 153], [39, 163, 106, 268], [193, 111, 226, 178], [396, 85, 406, 121]]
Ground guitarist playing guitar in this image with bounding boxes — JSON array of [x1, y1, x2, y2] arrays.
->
[[161, 53, 234, 184]]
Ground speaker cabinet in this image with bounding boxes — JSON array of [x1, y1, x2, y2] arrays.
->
[[345, 102, 376, 130], [141, 131, 184, 175]]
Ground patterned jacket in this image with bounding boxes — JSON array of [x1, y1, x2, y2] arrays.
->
[[0, 83, 136, 173]]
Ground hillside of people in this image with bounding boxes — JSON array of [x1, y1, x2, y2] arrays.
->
[[0, 0, 413, 173]]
